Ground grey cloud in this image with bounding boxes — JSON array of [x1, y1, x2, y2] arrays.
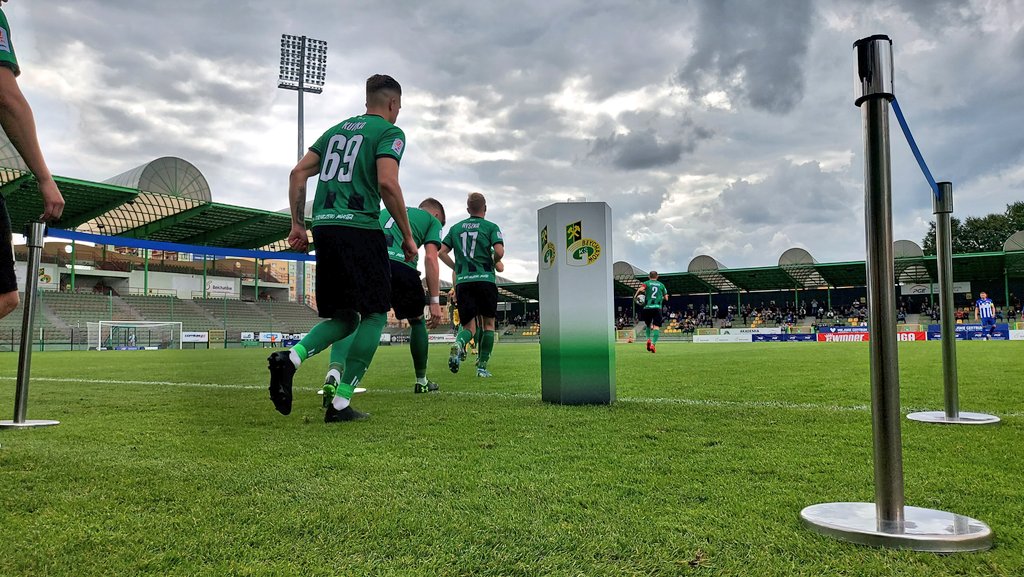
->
[[587, 113, 713, 170], [679, 0, 814, 114], [589, 132, 686, 170], [719, 161, 857, 226]]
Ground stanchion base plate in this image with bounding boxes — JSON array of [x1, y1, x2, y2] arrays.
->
[[907, 411, 1000, 425], [800, 502, 992, 552], [0, 419, 60, 429]]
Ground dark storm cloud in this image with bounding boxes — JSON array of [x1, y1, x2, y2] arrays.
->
[[589, 132, 685, 170], [678, 0, 814, 114], [719, 161, 856, 226], [587, 113, 714, 170]]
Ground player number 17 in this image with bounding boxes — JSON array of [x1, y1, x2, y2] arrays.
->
[[459, 231, 478, 257]]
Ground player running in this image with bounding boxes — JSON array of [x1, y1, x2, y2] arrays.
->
[[322, 198, 452, 401], [441, 192, 504, 377], [268, 74, 415, 423], [634, 271, 668, 353], [975, 291, 997, 340]]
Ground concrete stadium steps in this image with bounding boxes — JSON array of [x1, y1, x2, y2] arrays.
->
[[119, 295, 218, 332], [194, 298, 275, 339], [251, 301, 320, 333], [38, 292, 141, 343], [0, 292, 71, 347]]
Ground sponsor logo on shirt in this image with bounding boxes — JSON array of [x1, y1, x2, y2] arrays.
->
[[0, 29, 10, 53], [391, 138, 404, 155]]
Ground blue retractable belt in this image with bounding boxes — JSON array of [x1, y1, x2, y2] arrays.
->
[[47, 228, 315, 262], [891, 97, 940, 200]]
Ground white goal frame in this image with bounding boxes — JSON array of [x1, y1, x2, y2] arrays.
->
[[88, 321, 183, 350]]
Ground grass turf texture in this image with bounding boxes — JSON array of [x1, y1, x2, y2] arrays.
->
[[1, 342, 1022, 576]]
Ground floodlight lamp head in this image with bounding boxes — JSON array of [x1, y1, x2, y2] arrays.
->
[[853, 35, 894, 107]]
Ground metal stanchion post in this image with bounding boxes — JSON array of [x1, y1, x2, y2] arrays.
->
[[799, 35, 991, 552], [908, 183, 999, 425], [1, 222, 59, 429]]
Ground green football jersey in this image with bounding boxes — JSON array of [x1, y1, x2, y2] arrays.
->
[[643, 280, 667, 309], [309, 114, 406, 230], [442, 216, 503, 285], [380, 206, 442, 270], [0, 9, 20, 77]]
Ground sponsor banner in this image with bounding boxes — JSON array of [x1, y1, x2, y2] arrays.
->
[[206, 279, 236, 295], [817, 326, 870, 333], [927, 324, 1010, 333], [241, 332, 256, 341], [752, 334, 816, 342], [1010, 330, 1024, 341], [380, 333, 392, 344], [818, 332, 870, 342], [182, 331, 208, 343], [428, 334, 458, 344], [258, 332, 283, 343], [694, 334, 752, 343], [897, 331, 927, 341], [720, 328, 782, 335], [928, 330, 1009, 341], [901, 281, 971, 295]]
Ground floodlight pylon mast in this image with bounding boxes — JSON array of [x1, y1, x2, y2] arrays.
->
[[278, 33, 327, 305]]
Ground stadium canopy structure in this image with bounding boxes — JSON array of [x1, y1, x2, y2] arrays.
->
[[2, 133, 1022, 306], [496, 239, 1024, 307], [0, 137, 302, 252]]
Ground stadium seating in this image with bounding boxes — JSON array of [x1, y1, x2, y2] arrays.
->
[[119, 294, 217, 331], [252, 301, 321, 333], [194, 298, 275, 339]]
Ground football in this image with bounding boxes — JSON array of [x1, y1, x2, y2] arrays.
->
[[635, 293, 646, 307]]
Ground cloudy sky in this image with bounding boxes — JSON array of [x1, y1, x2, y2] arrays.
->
[[9, 0, 1024, 281]]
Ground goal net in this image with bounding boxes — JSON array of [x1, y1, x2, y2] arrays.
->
[[87, 321, 183, 350]]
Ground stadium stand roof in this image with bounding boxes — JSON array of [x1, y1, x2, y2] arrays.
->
[[492, 237, 1024, 302], [0, 135, 300, 252]]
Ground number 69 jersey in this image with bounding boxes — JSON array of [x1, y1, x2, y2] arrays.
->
[[442, 216, 504, 285], [309, 114, 406, 230]]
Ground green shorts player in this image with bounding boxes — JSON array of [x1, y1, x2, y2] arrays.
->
[[440, 192, 505, 377], [267, 74, 416, 423], [322, 198, 454, 400], [634, 271, 667, 353]]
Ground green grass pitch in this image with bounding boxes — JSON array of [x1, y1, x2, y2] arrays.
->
[[1, 342, 1022, 576]]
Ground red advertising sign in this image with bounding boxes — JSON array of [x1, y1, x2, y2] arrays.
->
[[818, 333, 869, 342], [817, 332, 926, 342]]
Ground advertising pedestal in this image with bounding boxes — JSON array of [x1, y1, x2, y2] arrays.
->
[[537, 203, 615, 405]]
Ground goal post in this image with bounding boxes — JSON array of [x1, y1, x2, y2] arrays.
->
[[87, 321, 183, 350]]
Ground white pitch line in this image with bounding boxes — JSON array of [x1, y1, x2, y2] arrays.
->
[[1, 376, 1019, 418]]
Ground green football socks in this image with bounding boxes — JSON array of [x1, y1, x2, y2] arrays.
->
[[456, 327, 473, 351], [652, 329, 660, 344], [645, 326, 652, 340], [478, 330, 495, 369], [409, 317, 429, 379], [339, 312, 387, 391], [291, 312, 359, 367]]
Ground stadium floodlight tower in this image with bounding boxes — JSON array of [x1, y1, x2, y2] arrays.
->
[[800, 35, 991, 552], [278, 33, 326, 304]]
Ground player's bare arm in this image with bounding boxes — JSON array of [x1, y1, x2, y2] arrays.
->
[[377, 157, 416, 261], [286, 150, 320, 251], [0, 67, 63, 221], [424, 243, 443, 328]]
